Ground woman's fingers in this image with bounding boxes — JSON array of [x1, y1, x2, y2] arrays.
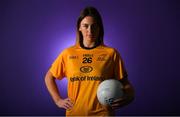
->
[[65, 99, 73, 109], [110, 97, 127, 109], [55, 98, 73, 110]]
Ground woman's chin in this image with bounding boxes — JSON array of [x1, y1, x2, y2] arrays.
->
[[86, 37, 96, 42]]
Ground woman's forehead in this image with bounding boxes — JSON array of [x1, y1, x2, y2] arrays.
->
[[80, 16, 97, 25]]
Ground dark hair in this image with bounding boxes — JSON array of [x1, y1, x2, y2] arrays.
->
[[76, 6, 104, 48]]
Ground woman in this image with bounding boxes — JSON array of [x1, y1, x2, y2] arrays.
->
[[45, 6, 134, 116]]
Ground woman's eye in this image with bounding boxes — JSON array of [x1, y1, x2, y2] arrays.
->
[[83, 25, 88, 28], [82, 24, 88, 28]]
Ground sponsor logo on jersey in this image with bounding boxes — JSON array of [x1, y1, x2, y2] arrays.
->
[[80, 66, 93, 73], [83, 54, 93, 57], [70, 76, 105, 82]]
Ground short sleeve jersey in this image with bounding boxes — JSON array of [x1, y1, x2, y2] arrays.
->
[[50, 44, 127, 116]]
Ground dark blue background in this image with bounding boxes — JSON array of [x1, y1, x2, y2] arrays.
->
[[0, 0, 180, 116]]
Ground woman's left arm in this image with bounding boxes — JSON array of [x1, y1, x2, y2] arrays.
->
[[110, 78, 135, 109]]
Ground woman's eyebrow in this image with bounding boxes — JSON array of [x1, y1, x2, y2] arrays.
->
[[82, 23, 97, 25]]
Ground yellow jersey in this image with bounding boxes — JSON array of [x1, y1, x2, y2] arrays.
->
[[50, 44, 127, 116]]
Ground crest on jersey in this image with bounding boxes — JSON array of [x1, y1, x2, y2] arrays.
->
[[80, 66, 93, 73]]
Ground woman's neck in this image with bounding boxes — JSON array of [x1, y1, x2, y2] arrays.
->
[[83, 40, 95, 48]]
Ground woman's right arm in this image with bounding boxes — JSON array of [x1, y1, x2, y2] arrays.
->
[[44, 70, 73, 110]]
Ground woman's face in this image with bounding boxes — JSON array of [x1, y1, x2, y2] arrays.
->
[[79, 16, 100, 42]]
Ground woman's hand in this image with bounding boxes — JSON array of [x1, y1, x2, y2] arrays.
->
[[55, 98, 74, 110], [110, 96, 127, 109], [45, 71, 74, 110], [110, 78, 135, 110]]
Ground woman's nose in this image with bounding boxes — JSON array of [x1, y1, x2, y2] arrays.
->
[[88, 26, 93, 34]]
